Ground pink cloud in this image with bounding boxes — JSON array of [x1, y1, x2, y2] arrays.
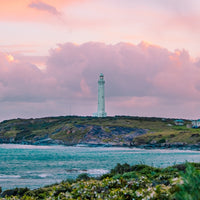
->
[[28, 0, 61, 16], [1, 42, 200, 119], [45, 42, 200, 118], [0, 0, 85, 22], [0, 52, 56, 103]]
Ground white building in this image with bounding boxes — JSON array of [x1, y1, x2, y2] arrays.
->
[[192, 119, 200, 128], [174, 119, 184, 126], [93, 73, 107, 117]]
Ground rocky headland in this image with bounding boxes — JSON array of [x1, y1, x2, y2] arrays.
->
[[0, 116, 199, 150]]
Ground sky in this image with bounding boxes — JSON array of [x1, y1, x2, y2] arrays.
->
[[1, 0, 200, 120]]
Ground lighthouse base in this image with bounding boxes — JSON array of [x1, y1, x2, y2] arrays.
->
[[93, 112, 107, 117]]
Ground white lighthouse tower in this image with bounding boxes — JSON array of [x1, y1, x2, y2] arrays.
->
[[93, 73, 107, 117]]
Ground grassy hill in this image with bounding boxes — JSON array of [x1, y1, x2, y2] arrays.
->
[[0, 115, 199, 147], [132, 122, 200, 147]]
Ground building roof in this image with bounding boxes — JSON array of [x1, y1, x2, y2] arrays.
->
[[192, 119, 200, 122], [175, 119, 184, 122]]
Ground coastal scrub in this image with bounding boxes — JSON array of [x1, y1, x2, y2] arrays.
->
[[1, 162, 200, 200]]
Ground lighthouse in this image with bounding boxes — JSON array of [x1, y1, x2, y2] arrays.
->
[[93, 73, 107, 117]]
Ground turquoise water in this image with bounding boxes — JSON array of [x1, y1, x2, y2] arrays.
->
[[1, 144, 200, 191]]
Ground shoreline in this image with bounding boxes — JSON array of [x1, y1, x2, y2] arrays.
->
[[1, 142, 200, 151]]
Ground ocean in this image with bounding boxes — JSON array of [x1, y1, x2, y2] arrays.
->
[[1, 144, 200, 191]]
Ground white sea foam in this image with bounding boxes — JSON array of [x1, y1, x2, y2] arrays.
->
[[0, 144, 53, 149], [87, 169, 109, 175], [38, 173, 51, 178], [0, 174, 20, 179], [65, 168, 109, 175], [0, 144, 69, 150]]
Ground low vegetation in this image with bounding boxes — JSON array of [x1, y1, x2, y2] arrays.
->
[[133, 126, 200, 146], [1, 162, 200, 199]]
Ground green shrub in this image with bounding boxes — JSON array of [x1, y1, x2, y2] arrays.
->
[[110, 163, 132, 175], [158, 138, 166, 143], [76, 173, 90, 181], [1, 187, 29, 198], [122, 171, 138, 179], [175, 163, 200, 200]]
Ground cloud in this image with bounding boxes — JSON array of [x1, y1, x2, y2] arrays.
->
[[46, 42, 200, 101], [0, 52, 55, 103], [28, 0, 61, 16], [1, 41, 200, 119], [45, 42, 200, 118], [0, 0, 83, 22]]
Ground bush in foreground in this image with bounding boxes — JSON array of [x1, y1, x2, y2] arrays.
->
[[175, 163, 200, 200], [2, 162, 200, 200]]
